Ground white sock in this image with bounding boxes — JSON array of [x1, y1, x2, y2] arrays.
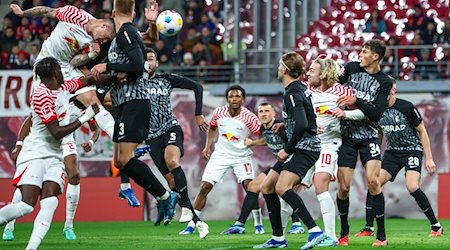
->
[[272, 235, 285, 241], [194, 209, 202, 218], [317, 191, 336, 239], [188, 220, 196, 228], [120, 183, 131, 190], [252, 208, 262, 226], [0, 201, 33, 225], [65, 184, 80, 229], [94, 105, 115, 138], [280, 198, 293, 231], [308, 225, 322, 233], [4, 189, 22, 231], [26, 197, 58, 250], [159, 191, 169, 200], [432, 222, 441, 227]]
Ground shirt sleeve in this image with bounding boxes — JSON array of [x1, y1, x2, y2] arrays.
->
[[55, 5, 91, 29], [60, 79, 82, 94], [407, 105, 423, 127], [283, 91, 308, 154], [169, 74, 203, 115], [355, 75, 392, 122], [209, 108, 219, 128], [33, 95, 57, 125], [107, 26, 145, 75], [247, 113, 262, 135]]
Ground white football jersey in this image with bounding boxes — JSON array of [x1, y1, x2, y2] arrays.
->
[[210, 106, 261, 158], [36, 5, 94, 64], [309, 82, 354, 144], [17, 80, 82, 164]]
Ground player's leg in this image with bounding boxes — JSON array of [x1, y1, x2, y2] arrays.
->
[[62, 137, 80, 240], [254, 169, 287, 249], [313, 172, 336, 245], [404, 152, 442, 237], [222, 172, 266, 235], [336, 137, 358, 245], [365, 159, 386, 246], [276, 151, 326, 250], [2, 188, 21, 241]]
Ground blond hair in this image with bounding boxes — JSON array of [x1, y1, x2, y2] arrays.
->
[[313, 57, 340, 87]]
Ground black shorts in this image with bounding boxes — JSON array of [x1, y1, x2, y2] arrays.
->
[[263, 161, 284, 175], [382, 150, 423, 182], [96, 85, 112, 104], [146, 126, 184, 175], [112, 99, 150, 143], [282, 149, 320, 179], [338, 137, 381, 168]]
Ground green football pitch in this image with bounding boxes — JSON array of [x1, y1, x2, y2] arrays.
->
[[1, 219, 449, 249]]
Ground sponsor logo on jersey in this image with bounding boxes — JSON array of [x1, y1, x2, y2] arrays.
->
[[149, 88, 169, 95], [381, 124, 406, 132], [222, 133, 239, 142]]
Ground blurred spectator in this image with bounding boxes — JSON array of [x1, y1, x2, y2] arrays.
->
[[6, 45, 20, 69], [437, 48, 450, 79], [421, 20, 439, 45], [2, 27, 18, 53], [414, 49, 438, 80], [192, 41, 212, 64], [19, 28, 40, 54], [200, 26, 219, 46], [386, 36, 403, 58], [11, 50, 30, 69], [179, 52, 195, 77], [196, 59, 208, 84], [152, 39, 170, 64], [181, 27, 199, 52], [1, 17, 14, 37], [185, 0, 203, 25], [438, 18, 450, 44], [28, 44, 39, 66], [406, 4, 429, 32], [381, 48, 396, 77], [171, 43, 184, 65], [15, 17, 32, 40], [363, 10, 387, 34], [197, 13, 216, 33], [208, 1, 224, 25], [5, 1, 21, 27], [35, 17, 54, 41], [405, 33, 424, 59]]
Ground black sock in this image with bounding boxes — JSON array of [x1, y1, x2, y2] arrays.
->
[[281, 189, 317, 230], [372, 192, 386, 241], [121, 157, 167, 198], [366, 191, 375, 228], [337, 195, 350, 237], [410, 188, 438, 225], [291, 212, 300, 223], [237, 191, 259, 224], [263, 193, 283, 237], [171, 167, 200, 223], [120, 171, 130, 184]]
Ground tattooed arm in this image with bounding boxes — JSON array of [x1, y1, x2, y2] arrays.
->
[[10, 4, 56, 18]]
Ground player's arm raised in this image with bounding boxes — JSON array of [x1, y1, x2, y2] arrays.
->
[[11, 3, 56, 17], [141, 0, 159, 44]]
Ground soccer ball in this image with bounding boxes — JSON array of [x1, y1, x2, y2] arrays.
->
[[156, 10, 183, 36]]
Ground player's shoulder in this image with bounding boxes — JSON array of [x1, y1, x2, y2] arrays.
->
[[344, 61, 361, 72], [376, 71, 394, 85], [392, 98, 415, 111]]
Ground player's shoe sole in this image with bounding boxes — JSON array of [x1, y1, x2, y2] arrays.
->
[[221, 225, 245, 235], [118, 188, 140, 207], [372, 239, 388, 247], [2, 229, 14, 241], [253, 238, 287, 249], [63, 227, 76, 240]]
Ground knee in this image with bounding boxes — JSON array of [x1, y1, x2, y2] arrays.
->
[[68, 172, 80, 185], [247, 181, 260, 193], [338, 183, 351, 196], [314, 182, 327, 195], [199, 183, 213, 197], [275, 183, 288, 197], [260, 182, 274, 194], [165, 158, 180, 170], [406, 183, 419, 193], [367, 177, 380, 191]]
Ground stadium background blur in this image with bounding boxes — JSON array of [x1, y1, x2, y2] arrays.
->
[[0, 0, 449, 222]]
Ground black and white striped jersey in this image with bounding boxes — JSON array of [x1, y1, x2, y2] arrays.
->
[[282, 81, 321, 152], [260, 119, 288, 157], [339, 62, 392, 140], [378, 98, 423, 151], [145, 73, 203, 139], [108, 23, 149, 107]]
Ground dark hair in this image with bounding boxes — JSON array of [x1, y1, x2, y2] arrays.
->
[[225, 84, 246, 98], [35, 57, 60, 82], [146, 47, 158, 60], [281, 52, 305, 78], [363, 39, 386, 62], [114, 0, 135, 16]]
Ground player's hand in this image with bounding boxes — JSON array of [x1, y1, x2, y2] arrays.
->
[[244, 138, 253, 147], [91, 63, 107, 80], [272, 123, 285, 133], [337, 95, 356, 106], [91, 103, 100, 114], [145, 0, 158, 22], [202, 147, 211, 160], [117, 72, 128, 83], [10, 4, 23, 17], [277, 149, 289, 161], [11, 146, 22, 163], [333, 107, 346, 118], [425, 159, 436, 176], [195, 115, 209, 132], [81, 140, 94, 152], [88, 43, 101, 59], [317, 125, 325, 134]]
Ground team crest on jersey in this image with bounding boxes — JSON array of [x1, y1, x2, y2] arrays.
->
[[222, 133, 239, 142], [64, 37, 80, 50], [304, 89, 312, 98], [282, 111, 288, 118]]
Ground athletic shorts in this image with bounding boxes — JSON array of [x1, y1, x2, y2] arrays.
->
[[62, 135, 77, 158], [112, 99, 150, 143], [202, 153, 255, 185], [13, 157, 66, 192], [382, 150, 423, 182], [96, 85, 112, 104], [338, 137, 381, 168], [146, 126, 184, 176], [301, 141, 340, 187], [282, 149, 320, 179]]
